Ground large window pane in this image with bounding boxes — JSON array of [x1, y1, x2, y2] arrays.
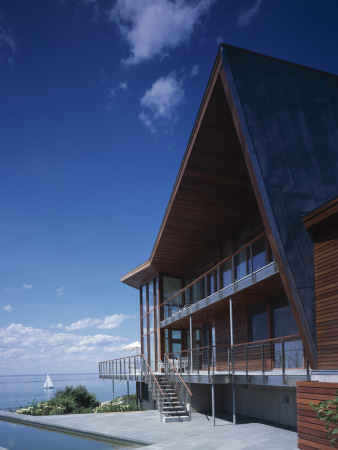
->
[[141, 284, 147, 316], [149, 310, 154, 333], [142, 315, 147, 335], [249, 302, 267, 342], [149, 333, 155, 371], [148, 281, 154, 311]]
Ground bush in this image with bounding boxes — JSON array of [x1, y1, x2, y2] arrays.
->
[[310, 390, 338, 447], [16, 385, 97, 416]]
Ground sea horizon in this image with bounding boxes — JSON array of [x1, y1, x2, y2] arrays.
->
[[0, 372, 135, 411]]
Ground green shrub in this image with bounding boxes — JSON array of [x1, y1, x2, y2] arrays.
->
[[16, 385, 97, 416], [310, 390, 338, 447]]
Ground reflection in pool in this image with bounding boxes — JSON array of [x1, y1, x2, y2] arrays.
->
[[0, 420, 142, 449]]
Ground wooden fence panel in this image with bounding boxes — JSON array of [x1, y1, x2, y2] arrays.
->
[[297, 381, 338, 450]]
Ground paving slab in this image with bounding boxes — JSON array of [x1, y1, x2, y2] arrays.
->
[[0, 410, 298, 449]]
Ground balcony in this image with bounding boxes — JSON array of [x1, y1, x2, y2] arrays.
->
[[160, 232, 277, 326], [168, 335, 309, 386]]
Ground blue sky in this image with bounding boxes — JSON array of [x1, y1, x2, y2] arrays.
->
[[0, 0, 337, 375]]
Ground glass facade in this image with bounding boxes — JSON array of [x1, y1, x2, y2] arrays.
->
[[141, 277, 159, 371]]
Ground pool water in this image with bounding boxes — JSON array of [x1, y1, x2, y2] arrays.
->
[[0, 420, 141, 449]]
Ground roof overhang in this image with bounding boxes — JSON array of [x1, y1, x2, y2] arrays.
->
[[122, 49, 258, 288]]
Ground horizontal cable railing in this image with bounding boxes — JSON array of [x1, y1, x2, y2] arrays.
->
[[160, 232, 274, 322], [99, 354, 165, 419], [99, 354, 142, 381], [168, 335, 308, 383]]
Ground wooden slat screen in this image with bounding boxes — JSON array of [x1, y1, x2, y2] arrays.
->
[[314, 219, 338, 369], [297, 381, 338, 449]]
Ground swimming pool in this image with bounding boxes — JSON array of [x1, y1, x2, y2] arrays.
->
[[0, 420, 143, 449]]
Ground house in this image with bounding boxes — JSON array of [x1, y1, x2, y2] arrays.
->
[[99, 44, 338, 433]]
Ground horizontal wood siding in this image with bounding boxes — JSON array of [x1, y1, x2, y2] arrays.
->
[[314, 218, 338, 369], [297, 381, 338, 449]]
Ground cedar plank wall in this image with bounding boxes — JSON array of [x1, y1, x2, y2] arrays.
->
[[297, 381, 338, 450], [313, 217, 338, 369]]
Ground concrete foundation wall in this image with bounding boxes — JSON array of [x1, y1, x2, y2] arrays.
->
[[189, 383, 296, 427], [224, 384, 297, 427]]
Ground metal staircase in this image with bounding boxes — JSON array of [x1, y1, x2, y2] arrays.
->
[[155, 374, 190, 422]]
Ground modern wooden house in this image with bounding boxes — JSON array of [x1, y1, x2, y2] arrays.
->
[[99, 45, 338, 432]]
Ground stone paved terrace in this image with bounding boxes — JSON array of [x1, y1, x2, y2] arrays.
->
[[0, 410, 297, 449]]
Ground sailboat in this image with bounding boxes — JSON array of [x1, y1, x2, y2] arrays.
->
[[43, 374, 54, 389]]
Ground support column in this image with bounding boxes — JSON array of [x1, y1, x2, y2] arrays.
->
[[211, 383, 215, 427], [112, 379, 114, 402], [190, 315, 193, 373], [229, 296, 236, 425]]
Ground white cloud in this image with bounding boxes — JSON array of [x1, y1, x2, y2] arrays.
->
[[109, 0, 215, 65], [139, 72, 184, 132], [22, 283, 32, 290], [56, 286, 64, 296], [0, 15, 16, 53], [64, 313, 128, 331], [107, 81, 128, 110], [189, 64, 199, 77], [110, 80, 128, 97], [237, 0, 263, 27], [0, 323, 127, 366], [3, 305, 13, 312]]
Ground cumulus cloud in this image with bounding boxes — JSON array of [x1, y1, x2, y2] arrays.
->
[[3, 305, 13, 312], [139, 72, 184, 132], [0, 323, 127, 365], [237, 0, 263, 27], [109, 0, 215, 65], [22, 283, 32, 290], [63, 313, 128, 331]]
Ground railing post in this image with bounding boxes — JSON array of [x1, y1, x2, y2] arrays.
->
[[120, 359, 122, 381], [261, 343, 265, 381], [306, 354, 310, 381], [282, 340, 286, 385], [245, 345, 248, 382], [232, 256, 235, 283], [250, 241, 253, 279], [207, 346, 210, 381], [228, 347, 230, 374], [217, 265, 221, 292]]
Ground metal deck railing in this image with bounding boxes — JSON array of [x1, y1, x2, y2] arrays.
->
[[168, 334, 309, 383], [160, 232, 274, 322]]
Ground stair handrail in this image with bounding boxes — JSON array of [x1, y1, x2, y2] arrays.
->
[[141, 354, 165, 421], [163, 354, 192, 420], [163, 354, 193, 396]]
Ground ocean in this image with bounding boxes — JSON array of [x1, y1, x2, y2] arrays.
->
[[0, 373, 135, 411]]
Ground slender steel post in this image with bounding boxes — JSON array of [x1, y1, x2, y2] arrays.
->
[[127, 380, 130, 404], [282, 340, 286, 385], [190, 315, 193, 374], [112, 379, 114, 402], [211, 382, 215, 427], [229, 296, 236, 425]]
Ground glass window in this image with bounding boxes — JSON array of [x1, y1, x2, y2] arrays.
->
[[163, 276, 181, 301], [164, 329, 169, 355], [251, 236, 266, 272], [272, 297, 298, 338], [141, 284, 147, 316], [149, 332, 155, 371], [149, 310, 154, 333], [172, 330, 182, 356], [148, 281, 154, 311], [142, 315, 147, 336], [249, 302, 268, 342], [142, 335, 148, 362]]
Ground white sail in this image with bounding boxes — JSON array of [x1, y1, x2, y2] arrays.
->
[[43, 374, 54, 389]]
